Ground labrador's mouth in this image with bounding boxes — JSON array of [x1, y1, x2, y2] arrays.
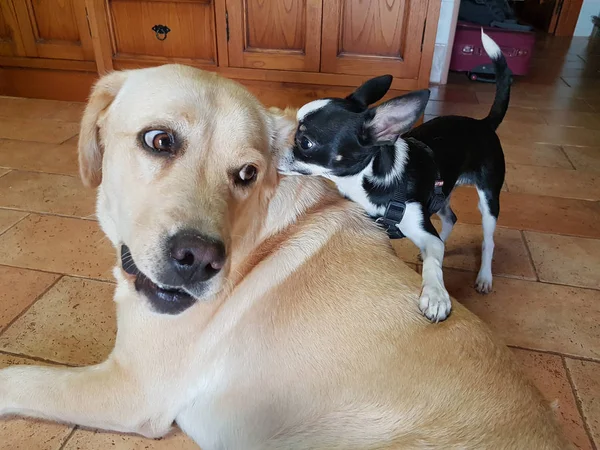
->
[[120, 244, 196, 314]]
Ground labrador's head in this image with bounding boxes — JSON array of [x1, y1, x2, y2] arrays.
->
[[79, 65, 294, 313]]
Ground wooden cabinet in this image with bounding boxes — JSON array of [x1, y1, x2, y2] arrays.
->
[[0, 0, 23, 56], [108, 0, 217, 67], [226, 0, 322, 72], [321, 0, 429, 79], [0, 0, 442, 100], [12, 0, 94, 60]]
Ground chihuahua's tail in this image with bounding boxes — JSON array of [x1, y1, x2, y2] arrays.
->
[[481, 29, 512, 130]]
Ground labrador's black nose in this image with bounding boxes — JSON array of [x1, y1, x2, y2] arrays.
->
[[168, 232, 225, 284]]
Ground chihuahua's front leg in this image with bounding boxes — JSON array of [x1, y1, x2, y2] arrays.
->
[[399, 202, 452, 322]]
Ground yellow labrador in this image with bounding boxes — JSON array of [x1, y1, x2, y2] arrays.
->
[[0, 65, 567, 449]]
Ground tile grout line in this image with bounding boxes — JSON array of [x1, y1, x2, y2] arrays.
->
[[58, 426, 79, 450], [0, 206, 98, 222], [508, 345, 600, 365], [0, 263, 116, 285], [0, 212, 30, 239], [435, 264, 600, 292], [562, 356, 598, 450], [58, 133, 79, 145], [0, 167, 80, 177], [583, 98, 598, 114], [0, 167, 80, 179], [0, 275, 63, 338], [519, 230, 540, 282], [559, 145, 577, 170], [536, 107, 550, 126], [0, 349, 77, 367]]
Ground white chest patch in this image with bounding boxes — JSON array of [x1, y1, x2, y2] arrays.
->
[[329, 171, 385, 217]]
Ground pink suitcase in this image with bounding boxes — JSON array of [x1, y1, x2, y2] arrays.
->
[[450, 21, 535, 79]]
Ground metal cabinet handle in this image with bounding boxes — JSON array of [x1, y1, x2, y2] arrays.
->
[[152, 25, 171, 41]]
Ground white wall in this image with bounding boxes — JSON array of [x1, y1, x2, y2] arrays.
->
[[574, 0, 599, 36], [430, 0, 460, 84]]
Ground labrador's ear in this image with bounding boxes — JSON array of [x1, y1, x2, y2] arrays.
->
[[266, 106, 297, 156], [78, 71, 128, 188]]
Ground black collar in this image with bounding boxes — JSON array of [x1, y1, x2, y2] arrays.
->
[[375, 177, 408, 239], [373, 138, 446, 240]]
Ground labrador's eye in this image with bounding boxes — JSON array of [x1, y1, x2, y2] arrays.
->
[[143, 130, 175, 153], [235, 164, 258, 186], [298, 136, 314, 151]]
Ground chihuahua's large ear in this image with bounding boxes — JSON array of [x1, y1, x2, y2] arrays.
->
[[361, 89, 430, 145], [346, 75, 393, 108], [78, 71, 128, 188]]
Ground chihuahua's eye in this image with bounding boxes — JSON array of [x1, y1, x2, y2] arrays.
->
[[298, 136, 314, 151], [143, 130, 175, 153], [235, 164, 258, 186]]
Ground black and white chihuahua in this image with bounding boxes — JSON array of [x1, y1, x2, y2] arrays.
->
[[278, 30, 509, 322]]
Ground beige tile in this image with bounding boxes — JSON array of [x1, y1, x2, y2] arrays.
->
[[391, 223, 536, 280], [524, 232, 600, 290], [540, 110, 600, 129], [445, 270, 600, 359], [566, 359, 600, 448], [0, 214, 114, 280], [0, 171, 95, 218], [505, 164, 600, 201], [63, 428, 198, 450], [502, 143, 573, 169], [0, 139, 79, 176], [450, 188, 600, 239], [425, 102, 546, 124], [498, 122, 600, 148], [0, 209, 27, 234], [562, 146, 600, 173], [0, 354, 73, 450], [0, 118, 78, 144], [0, 266, 59, 330], [512, 349, 592, 450], [0, 96, 84, 122], [476, 91, 595, 111], [0, 276, 116, 365]]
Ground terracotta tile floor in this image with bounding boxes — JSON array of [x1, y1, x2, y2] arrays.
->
[[1, 34, 600, 449]]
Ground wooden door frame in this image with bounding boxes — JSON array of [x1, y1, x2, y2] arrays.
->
[[85, 0, 114, 74], [553, 0, 584, 37]]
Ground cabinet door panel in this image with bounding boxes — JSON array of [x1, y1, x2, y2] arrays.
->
[[0, 0, 25, 56], [108, 0, 217, 65], [227, 0, 322, 71], [321, 0, 428, 78], [13, 0, 95, 60]]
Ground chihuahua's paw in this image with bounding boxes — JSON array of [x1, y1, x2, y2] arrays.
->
[[419, 285, 452, 323]]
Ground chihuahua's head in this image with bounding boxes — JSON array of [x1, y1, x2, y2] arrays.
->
[[277, 75, 430, 179]]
